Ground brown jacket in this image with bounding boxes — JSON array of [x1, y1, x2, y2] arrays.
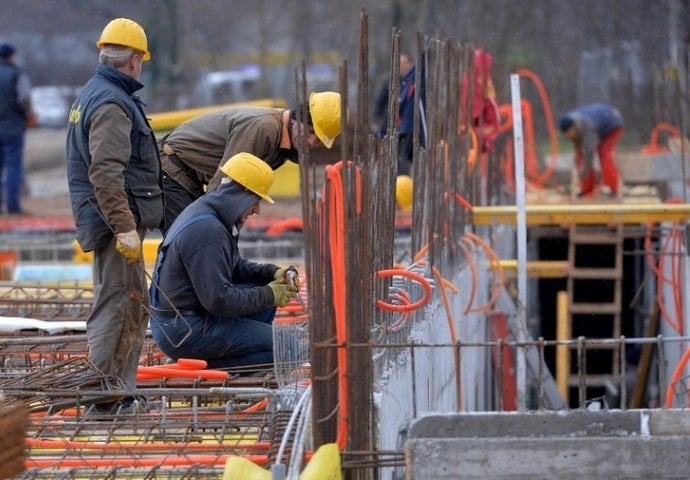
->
[[162, 107, 291, 190]]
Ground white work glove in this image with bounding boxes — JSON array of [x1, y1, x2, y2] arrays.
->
[[115, 229, 141, 264]]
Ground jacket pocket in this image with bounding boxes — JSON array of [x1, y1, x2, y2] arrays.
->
[[130, 184, 163, 229], [137, 126, 157, 163]]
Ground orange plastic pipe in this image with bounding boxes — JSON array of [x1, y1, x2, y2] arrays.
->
[[136, 366, 229, 380], [375, 269, 432, 312], [26, 438, 270, 452], [27, 454, 268, 469]]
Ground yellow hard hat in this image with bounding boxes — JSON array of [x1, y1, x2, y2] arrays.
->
[[219, 152, 275, 204], [395, 175, 413, 212], [97, 18, 151, 61], [309, 91, 342, 149]]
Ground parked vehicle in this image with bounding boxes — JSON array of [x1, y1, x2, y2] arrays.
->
[[30, 86, 78, 127]]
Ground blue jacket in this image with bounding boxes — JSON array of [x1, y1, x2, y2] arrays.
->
[[564, 103, 623, 139], [398, 66, 416, 135], [562, 103, 623, 168], [151, 182, 278, 317], [66, 65, 163, 251]]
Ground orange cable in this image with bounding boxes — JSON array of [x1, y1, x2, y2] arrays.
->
[[375, 269, 432, 313], [26, 454, 268, 469], [464, 232, 505, 312], [325, 162, 350, 449], [515, 68, 560, 186], [458, 236, 478, 315], [665, 345, 690, 408]]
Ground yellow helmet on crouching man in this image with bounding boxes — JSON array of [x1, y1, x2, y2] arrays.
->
[[220, 152, 275, 204], [97, 17, 151, 61]]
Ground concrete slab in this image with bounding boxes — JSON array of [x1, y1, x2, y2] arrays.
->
[[405, 410, 690, 479]]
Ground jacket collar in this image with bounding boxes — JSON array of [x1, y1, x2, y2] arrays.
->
[[95, 64, 144, 96]]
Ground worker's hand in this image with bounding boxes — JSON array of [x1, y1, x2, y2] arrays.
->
[[268, 282, 299, 307], [115, 229, 141, 264], [274, 265, 301, 289]]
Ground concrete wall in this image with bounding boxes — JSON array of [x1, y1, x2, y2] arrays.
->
[[404, 410, 690, 479], [375, 257, 493, 455]]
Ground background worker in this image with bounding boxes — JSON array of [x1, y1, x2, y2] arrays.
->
[[0, 42, 34, 214], [373, 53, 424, 176], [149, 152, 300, 371], [558, 102, 624, 197], [66, 18, 162, 414], [158, 91, 342, 232], [461, 48, 501, 155]]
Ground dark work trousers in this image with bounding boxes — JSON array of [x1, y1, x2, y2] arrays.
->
[[150, 286, 300, 370], [161, 173, 199, 235], [397, 132, 414, 176], [87, 230, 148, 390], [0, 132, 25, 213]]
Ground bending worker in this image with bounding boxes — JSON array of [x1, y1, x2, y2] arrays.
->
[[149, 152, 300, 371], [558, 102, 624, 197], [159, 91, 342, 232]]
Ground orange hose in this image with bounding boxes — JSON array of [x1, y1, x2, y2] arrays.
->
[[431, 266, 458, 344], [26, 437, 270, 452], [464, 232, 505, 312], [665, 345, 690, 408], [414, 244, 430, 264], [265, 217, 304, 236], [645, 198, 684, 334], [515, 68, 560, 186], [641, 122, 681, 154], [27, 454, 268, 469], [325, 162, 350, 449], [375, 269, 432, 312], [458, 236, 478, 315], [431, 266, 463, 409], [136, 366, 229, 380], [452, 192, 474, 212]]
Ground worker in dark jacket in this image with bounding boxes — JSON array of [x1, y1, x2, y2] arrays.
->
[[66, 18, 163, 414], [150, 152, 299, 371], [373, 53, 424, 175], [158, 91, 342, 233], [0, 42, 34, 214], [558, 102, 624, 197]]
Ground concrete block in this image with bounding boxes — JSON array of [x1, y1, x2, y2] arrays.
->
[[406, 437, 690, 479]]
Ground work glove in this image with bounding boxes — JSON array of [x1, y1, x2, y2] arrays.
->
[[115, 229, 141, 264], [268, 282, 299, 307], [274, 265, 301, 289]]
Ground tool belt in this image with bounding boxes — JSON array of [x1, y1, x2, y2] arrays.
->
[[160, 143, 204, 196]]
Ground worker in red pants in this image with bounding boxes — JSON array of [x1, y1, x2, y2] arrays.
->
[[558, 103, 624, 196]]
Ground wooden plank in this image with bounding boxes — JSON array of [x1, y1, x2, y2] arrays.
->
[[569, 267, 621, 279], [570, 303, 620, 314]]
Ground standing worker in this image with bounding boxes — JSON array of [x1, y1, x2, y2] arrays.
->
[[0, 42, 34, 214], [149, 152, 299, 371], [373, 53, 424, 176], [158, 91, 342, 232], [66, 18, 163, 414], [558, 102, 624, 197]]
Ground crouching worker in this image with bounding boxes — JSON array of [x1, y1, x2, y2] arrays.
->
[[149, 152, 300, 372]]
